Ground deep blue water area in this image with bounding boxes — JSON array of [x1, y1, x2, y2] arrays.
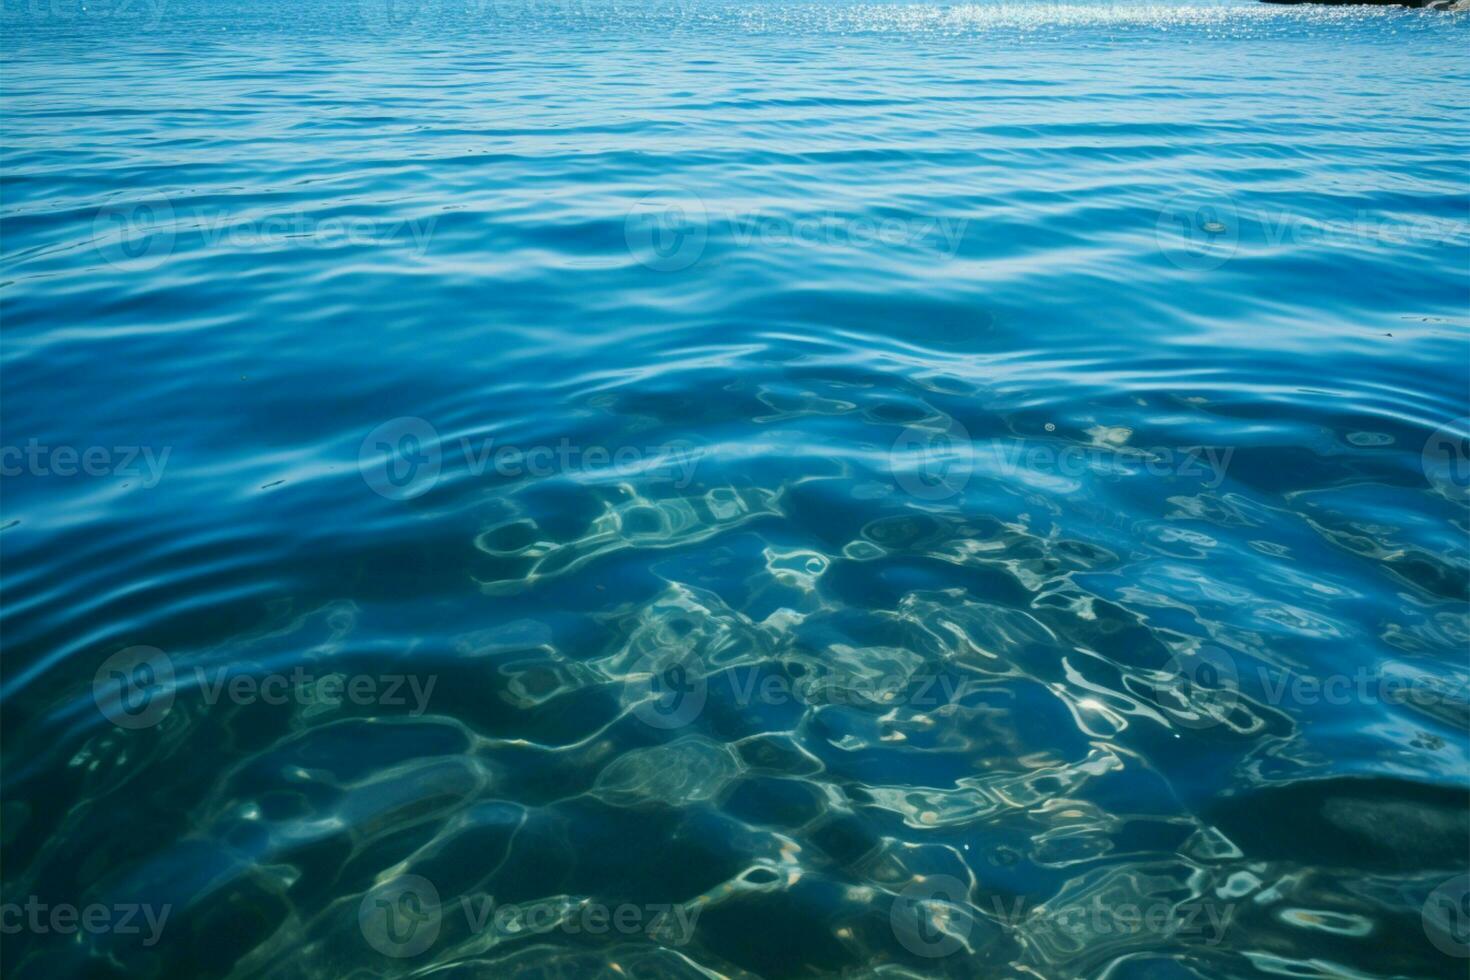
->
[[2, 0, 1468, 976]]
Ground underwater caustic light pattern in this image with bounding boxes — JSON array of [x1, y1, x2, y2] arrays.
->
[[1, 0, 1468, 977]]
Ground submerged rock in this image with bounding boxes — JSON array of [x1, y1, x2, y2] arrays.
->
[[1204, 776, 1470, 872]]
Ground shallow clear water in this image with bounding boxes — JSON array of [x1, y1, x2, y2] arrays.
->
[[2, 0, 1469, 977]]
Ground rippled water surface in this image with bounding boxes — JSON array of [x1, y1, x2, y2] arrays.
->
[[3, 0, 1469, 976]]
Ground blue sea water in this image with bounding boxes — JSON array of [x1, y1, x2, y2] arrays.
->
[[2, 0, 1469, 976]]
